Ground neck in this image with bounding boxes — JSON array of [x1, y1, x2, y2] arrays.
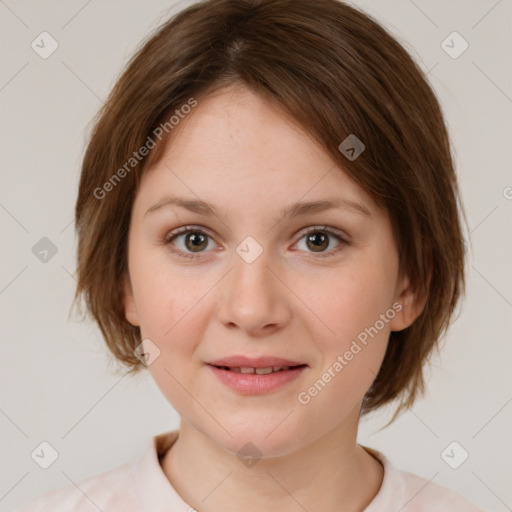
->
[[161, 417, 384, 512]]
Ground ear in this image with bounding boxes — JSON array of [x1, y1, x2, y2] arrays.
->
[[122, 273, 140, 327], [389, 274, 428, 332]]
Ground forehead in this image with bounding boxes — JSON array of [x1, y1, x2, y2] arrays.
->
[[134, 85, 377, 217], [166, 85, 327, 171]]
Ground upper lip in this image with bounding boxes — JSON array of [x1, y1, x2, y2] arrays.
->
[[207, 355, 307, 368]]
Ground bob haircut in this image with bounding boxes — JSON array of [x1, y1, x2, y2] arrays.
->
[[72, 0, 466, 423]]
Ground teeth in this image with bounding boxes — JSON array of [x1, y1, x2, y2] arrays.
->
[[228, 366, 293, 374], [255, 367, 273, 375]]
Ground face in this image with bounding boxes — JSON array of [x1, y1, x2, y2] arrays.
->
[[123, 84, 419, 457]]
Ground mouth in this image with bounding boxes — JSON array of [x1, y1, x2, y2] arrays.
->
[[210, 364, 307, 374], [205, 357, 309, 395], [206, 355, 307, 369]]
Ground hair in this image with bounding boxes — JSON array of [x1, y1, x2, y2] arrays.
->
[[72, 0, 466, 425]]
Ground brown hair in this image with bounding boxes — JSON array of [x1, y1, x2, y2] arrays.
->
[[72, 0, 466, 424]]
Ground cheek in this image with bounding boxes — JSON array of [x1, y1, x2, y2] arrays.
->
[[130, 246, 208, 339], [303, 260, 397, 349], [294, 270, 393, 422], [136, 265, 212, 410], [294, 253, 397, 408]]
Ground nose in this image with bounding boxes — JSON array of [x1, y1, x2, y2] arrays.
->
[[215, 246, 292, 336]]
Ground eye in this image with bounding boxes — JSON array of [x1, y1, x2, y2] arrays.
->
[[164, 225, 349, 260], [293, 226, 348, 258], [164, 226, 218, 259]]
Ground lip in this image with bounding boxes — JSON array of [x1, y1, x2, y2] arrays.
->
[[207, 355, 306, 368], [207, 365, 307, 395], [206, 355, 308, 395]]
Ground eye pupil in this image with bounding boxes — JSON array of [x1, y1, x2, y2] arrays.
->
[[307, 232, 328, 252], [186, 232, 208, 252]]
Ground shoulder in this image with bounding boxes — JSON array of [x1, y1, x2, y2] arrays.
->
[[363, 446, 487, 512], [14, 430, 183, 512], [397, 467, 486, 511], [14, 462, 137, 512]]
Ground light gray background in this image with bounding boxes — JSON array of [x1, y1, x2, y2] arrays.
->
[[1, 1, 510, 511]]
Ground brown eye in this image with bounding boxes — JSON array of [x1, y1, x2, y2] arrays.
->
[[294, 226, 348, 258], [165, 227, 217, 259], [184, 231, 208, 252], [305, 231, 329, 252]]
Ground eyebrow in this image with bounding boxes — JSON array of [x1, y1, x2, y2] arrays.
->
[[144, 195, 372, 219]]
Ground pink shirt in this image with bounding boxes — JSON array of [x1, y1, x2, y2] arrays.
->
[[16, 430, 485, 511]]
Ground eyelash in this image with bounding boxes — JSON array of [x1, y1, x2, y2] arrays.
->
[[163, 225, 349, 260]]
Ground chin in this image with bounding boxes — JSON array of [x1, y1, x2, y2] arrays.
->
[[201, 416, 309, 461]]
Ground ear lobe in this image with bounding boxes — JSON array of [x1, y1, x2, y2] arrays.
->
[[389, 275, 428, 332], [122, 274, 140, 327]]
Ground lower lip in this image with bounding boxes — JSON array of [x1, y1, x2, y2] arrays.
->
[[207, 365, 307, 395]]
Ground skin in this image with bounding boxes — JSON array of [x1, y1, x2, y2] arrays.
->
[[122, 83, 424, 512]]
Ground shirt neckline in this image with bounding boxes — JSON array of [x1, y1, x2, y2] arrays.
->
[[131, 429, 399, 512]]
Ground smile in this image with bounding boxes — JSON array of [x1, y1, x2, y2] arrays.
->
[[207, 364, 308, 394], [214, 365, 303, 374]]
